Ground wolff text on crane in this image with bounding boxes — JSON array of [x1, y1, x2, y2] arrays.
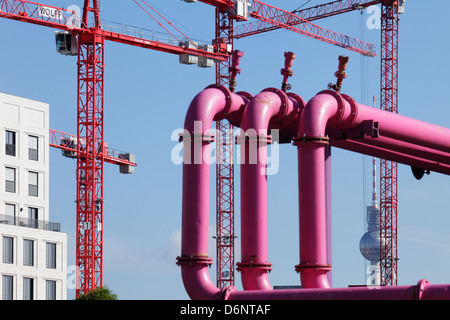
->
[[38, 5, 63, 20]]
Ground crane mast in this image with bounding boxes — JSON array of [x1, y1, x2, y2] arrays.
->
[[215, 6, 236, 290], [379, 0, 400, 286], [76, 2, 105, 293]]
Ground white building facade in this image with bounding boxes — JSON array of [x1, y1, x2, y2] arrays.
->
[[0, 93, 67, 300]]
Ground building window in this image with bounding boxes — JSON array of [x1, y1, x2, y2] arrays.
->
[[5, 130, 16, 157], [5, 203, 15, 224], [5, 167, 16, 193], [2, 236, 13, 264], [23, 239, 34, 266], [28, 135, 38, 161], [28, 171, 38, 197], [46, 242, 56, 269], [23, 278, 34, 300], [2, 275, 13, 300], [46, 280, 56, 300], [28, 207, 38, 228]]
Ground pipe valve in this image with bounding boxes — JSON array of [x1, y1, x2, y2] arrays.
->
[[281, 51, 296, 92], [328, 55, 349, 92], [229, 50, 244, 93]]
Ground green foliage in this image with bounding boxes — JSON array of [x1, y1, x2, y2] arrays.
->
[[76, 286, 118, 300]]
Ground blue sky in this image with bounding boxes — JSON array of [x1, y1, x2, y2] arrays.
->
[[1, 0, 450, 300]]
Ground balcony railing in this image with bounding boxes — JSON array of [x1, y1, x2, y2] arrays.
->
[[0, 214, 61, 232]]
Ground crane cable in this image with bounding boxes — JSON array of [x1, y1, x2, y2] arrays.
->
[[131, 0, 200, 49]]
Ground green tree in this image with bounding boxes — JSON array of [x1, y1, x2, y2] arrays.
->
[[76, 286, 118, 300]]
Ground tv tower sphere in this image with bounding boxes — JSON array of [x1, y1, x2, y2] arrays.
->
[[359, 229, 381, 262]]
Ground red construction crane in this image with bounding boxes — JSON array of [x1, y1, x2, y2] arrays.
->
[[0, 0, 228, 297], [233, 0, 403, 286], [188, 0, 376, 289], [49, 129, 136, 173]]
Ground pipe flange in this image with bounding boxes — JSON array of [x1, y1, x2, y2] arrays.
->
[[235, 133, 272, 145], [295, 263, 332, 273], [236, 91, 254, 101], [262, 87, 289, 124], [206, 84, 233, 120], [221, 286, 237, 301], [287, 92, 306, 125], [287, 92, 306, 112], [339, 94, 358, 130], [236, 261, 273, 273], [178, 132, 215, 144], [414, 279, 430, 300], [318, 89, 346, 127], [292, 135, 330, 146], [176, 255, 214, 267]]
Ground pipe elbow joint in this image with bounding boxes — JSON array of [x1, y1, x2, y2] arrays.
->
[[176, 255, 222, 300], [295, 89, 358, 142], [295, 263, 332, 289], [236, 261, 273, 291]]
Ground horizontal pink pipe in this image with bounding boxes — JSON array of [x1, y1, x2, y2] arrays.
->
[[178, 85, 250, 300], [351, 102, 450, 154], [227, 280, 450, 300], [333, 139, 450, 176], [359, 136, 450, 166], [238, 88, 302, 290]]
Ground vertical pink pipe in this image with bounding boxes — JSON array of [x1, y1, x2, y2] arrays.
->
[[294, 92, 347, 288], [177, 86, 249, 300], [325, 145, 332, 286], [237, 88, 301, 290]]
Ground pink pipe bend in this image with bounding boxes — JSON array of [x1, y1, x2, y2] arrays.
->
[[295, 89, 450, 289], [176, 85, 250, 300], [237, 88, 303, 290]]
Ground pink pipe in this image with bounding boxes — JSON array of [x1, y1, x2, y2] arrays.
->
[[237, 88, 303, 290], [179, 86, 450, 300], [295, 90, 450, 289], [227, 280, 450, 300], [176, 85, 250, 300], [333, 139, 450, 176], [352, 136, 450, 166], [294, 93, 340, 288], [348, 100, 450, 154]]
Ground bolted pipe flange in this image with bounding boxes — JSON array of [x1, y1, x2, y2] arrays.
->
[[295, 263, 332, 273], [235, 133, 272, 145], [236, 261, 273, 273], [292, 134, 330, 146], [339, 94, 358, 130], [178, 132, 215, 144], [318, 89, 346, 127], [176, 255, 214, 267], [261, 87, 290, 124], [414, 279, 430, 300], [205, 84, 233, 120]]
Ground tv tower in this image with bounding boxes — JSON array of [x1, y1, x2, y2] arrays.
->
[[359, 156, 381, 286]]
